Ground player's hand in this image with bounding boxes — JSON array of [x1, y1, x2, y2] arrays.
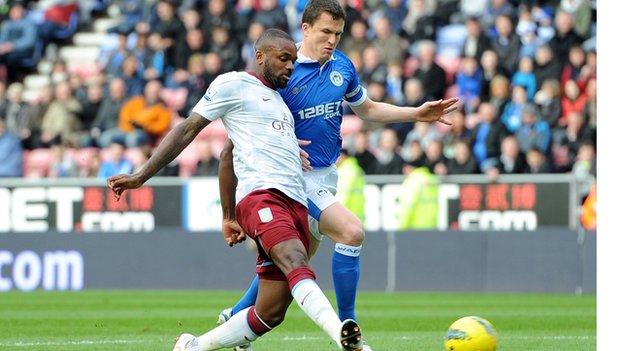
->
[[416, 98, 459, 125], [222, 219, 246, 247], [107, 174, 145, 201], [298, 139, 312, 172]]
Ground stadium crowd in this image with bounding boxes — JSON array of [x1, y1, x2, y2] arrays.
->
[[0, 0, 596, 181]]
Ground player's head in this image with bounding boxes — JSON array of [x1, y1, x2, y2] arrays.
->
[[301, 0, 346, 62], [255, 29, 297, 88]]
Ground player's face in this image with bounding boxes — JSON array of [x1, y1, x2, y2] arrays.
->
[[263, 39, 297, 88], [302, 12, 345, 62]]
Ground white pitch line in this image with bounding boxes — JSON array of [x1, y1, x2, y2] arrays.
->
[[281, 335, 594, 341], [0, 339, 143, 347]]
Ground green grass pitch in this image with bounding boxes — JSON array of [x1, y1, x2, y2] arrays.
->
[[0, 291, 595, 350]]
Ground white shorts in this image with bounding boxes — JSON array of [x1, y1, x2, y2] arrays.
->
[[304, 165, 338, 241]]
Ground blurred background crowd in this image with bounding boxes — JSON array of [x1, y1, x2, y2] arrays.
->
[[0, 0, 596, 182]]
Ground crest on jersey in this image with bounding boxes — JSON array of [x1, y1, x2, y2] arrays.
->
[[330, 71, 343, 87]]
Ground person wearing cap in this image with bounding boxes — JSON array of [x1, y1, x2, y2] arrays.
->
[[515, 103, 551, 154]]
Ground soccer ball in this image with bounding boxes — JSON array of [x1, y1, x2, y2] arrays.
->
[[444, 316, 498, 351]]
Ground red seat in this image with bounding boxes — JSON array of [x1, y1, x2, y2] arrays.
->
[[23, 148, 53, 178]]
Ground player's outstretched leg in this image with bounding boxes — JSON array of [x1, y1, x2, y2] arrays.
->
[[319, 203, 365, 321], [228, 275, 259, 317]]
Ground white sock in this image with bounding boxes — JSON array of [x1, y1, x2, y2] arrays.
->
[[189, 307, 259, 350], [291, 279, 343, 347]]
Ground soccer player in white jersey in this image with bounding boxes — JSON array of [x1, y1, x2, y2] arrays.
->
[[219, 1, 458, 349], [107, 29, 366, 351]]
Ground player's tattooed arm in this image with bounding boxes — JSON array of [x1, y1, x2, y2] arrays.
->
[[219, 139, 246, 246], [108, 113, 209, 200]]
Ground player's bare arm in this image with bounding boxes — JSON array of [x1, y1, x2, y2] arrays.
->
[[350, 97, 459, 125], [218, 139, 246, 247], [107, 113, 210, 200]]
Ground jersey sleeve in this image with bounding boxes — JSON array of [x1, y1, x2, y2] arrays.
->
[[192, 75, 240, 121], [344, 60, 367, 107]]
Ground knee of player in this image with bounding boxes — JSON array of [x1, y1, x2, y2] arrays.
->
[[263, 311, 287, 328], [273, 249, 309, 271], [343, 221, 365, 246]]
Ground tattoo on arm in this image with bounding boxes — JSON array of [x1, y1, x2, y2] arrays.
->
[[136, 113, 209, 182]]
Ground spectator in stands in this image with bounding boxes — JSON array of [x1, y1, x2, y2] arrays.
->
[[117, 56, 146, 98], [446, 140, 478, 174], [373, 128, 404, 175], [48, 143, 79, 178], [81, 149, 101, 177], [386, 62, 405, 105], [38, 0, 78, 44], [401, 139, 426, 174], [22, 84, 53, 149], [181, 8, 201, 31], [470, 102, 508, 171], [456, 56, 482, 113], [340, 19, 368, 54], [209, 25, 241, 72], [534, 44, 562, 88], [403, 121, 440, 152], [180, 54, 211, 117], [0, 3, 37, 80], [104, 27, 132, 77], [412, 40, 447, 100], [402, 0, 437, 43], [116, 79, 172, 147], [442, 109, 471, 159], [175, 28, 207, 69], [0, 119, 22, 177], [253, 0, 289, 32], [0, 81, 6, 115], [500, 85, 528, 133], [383, 0, 408, 34], [551, 110, 594, 172], [194, 139, 219, 176], [515, 104, 551, 154], [572, 142, 596, 179], [511, 56, 538, 100], [492, 15, 521, 74], [462, 16, 491, 60], [549, 11, 583, 63], [526, 147, 552, 173], [561, 79, 587, 125], [241, 21, 265, 71], [352, 131, 377, 175], [480, 51, 508, 104], [390, 78, 429, 143], [561, 45, 590, 92], [3, 83, 31, 145], [78, 82, 104, 133], [583, 78, 596, 130], [203, 52, 223, 86], [534, 79, 562, 128], [424, 139, 447, 175], [488, 75, 511, 118], [496, 135, 527, 174], [40, 81, 82, 147], [482, 0, 515, 32], [153, 0, 185, 68], [201, 0, 235, 39], [516, 8, 541, 58], [93, 78, 127, 147], [141, 32, 166, 80], [372, 16, 405, 66], [97, 141, 133, 179], [361, 46, 387, 86]]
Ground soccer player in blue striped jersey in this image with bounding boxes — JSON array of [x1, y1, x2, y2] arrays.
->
[[219, 1, 458, 350]]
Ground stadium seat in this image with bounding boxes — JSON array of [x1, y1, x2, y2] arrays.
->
[[341, 115, 363, 137], [24, 74, 52, 90], [73, 32, 109, 47], [23, 148, 53, 178], [161, 88, 188, 112]]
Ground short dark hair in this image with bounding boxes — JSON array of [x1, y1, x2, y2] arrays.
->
[[302, 0, 346, 26], [254, 28, 294, 51]]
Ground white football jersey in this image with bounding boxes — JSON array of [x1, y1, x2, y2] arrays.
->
[[192, 71, 307, 206]]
